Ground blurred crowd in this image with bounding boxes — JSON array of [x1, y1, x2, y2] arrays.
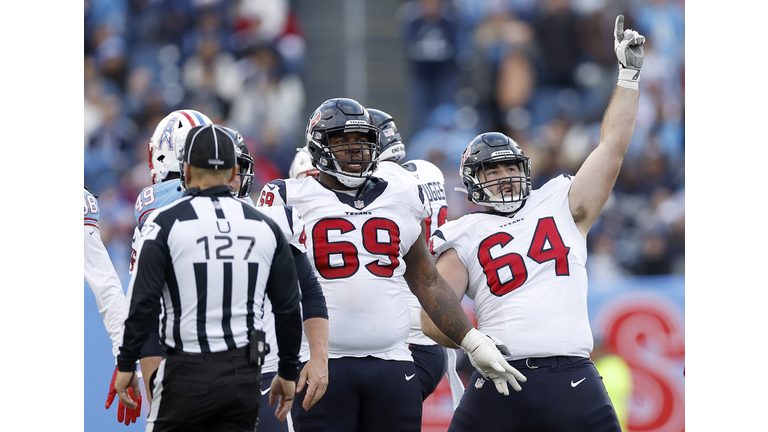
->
[[84, 0, 684, 281]]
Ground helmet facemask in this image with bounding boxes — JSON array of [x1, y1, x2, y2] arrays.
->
[[309, 127, 380, 188], [305, 98, 381, 188], [460, 132, 532, 214], [235, 152, 255, 198], [467, 159, 532, 213]]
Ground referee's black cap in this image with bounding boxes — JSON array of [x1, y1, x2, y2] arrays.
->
[[183, 124, 237, 170]]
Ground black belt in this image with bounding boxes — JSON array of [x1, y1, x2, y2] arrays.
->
[[505, 356, 585, 370], [163, 345, 249, 361]]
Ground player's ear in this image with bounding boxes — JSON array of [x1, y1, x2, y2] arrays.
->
[[228, 166, 237, 184], [184, 163, 193, 186]]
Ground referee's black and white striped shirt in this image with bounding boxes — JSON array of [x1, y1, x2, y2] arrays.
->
[[118, 185, 302, 380]]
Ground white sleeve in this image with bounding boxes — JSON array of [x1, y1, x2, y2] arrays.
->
[[84, 226, 126, 361], [287, 207, 307, 252], [129, 226, 140, 275], [256, 182, 288, 208]]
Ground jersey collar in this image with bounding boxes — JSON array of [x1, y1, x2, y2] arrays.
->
[[320, 177, 388, 210], [183, 185, 234, 197]]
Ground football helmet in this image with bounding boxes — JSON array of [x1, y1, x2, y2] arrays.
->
[[224, 127, 254, 198], [148, 109, 212, 184], [460, 132, 532, 213], [289, 146, 320, 180], [224, 127, 255, 198], [368, 108, 406, 163], [305, 98, 380, 188]]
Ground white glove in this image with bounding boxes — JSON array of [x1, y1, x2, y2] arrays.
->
[[460, 328, 526, 395], [614, 15, 645, 89]]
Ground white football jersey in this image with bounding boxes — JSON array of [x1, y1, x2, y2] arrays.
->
[[257, 175, 431, 361], [251, 204, 309, 373], [430, 175, 593, 359], [376, 160, 447, 345]]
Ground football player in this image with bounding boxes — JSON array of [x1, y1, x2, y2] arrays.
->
[[128, 109, 213, 405], [257, 98, 525, 432], [367, 108, 465, 408], [84, 186, 141, 424], [422, 16, 644, 431], [216, 127, 330, 430]]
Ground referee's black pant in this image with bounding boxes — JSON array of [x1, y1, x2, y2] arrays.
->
[[148, 346, 262, 432]]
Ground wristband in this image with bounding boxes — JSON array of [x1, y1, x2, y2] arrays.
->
[[459, 328, 482, 352], [617, 68, 640, 90]]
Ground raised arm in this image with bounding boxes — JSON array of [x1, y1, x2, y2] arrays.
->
[[569, 15, 645, 236]]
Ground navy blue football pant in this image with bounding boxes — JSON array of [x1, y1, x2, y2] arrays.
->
[[255, 371, 289, 432], [409, 343, 447, 400], [449, 356, 621, 432], [291, 356, 422, 432]]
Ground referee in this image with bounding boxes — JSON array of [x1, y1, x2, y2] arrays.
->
[[115, 124, 302, 431]]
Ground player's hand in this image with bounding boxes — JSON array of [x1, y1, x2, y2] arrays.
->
[[614, 15, 645, 87], [105, 367, 142, 424], [460, 328, 526, 395], [269, 374, 297, 421], [112, 370, 142, 425], [296, 356, 328, 411]]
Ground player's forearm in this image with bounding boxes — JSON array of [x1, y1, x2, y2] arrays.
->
[[420, 309, 459, 348], [599, 86, 639, 157], [303, 317, 329, 362], [85, 230, 128, 357], [407, 272, 473, 345]]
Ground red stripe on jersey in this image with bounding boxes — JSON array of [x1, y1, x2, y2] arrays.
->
[[85, 223, 100, 229], [178, 111, 196, 126], [139, 208, 156, 226]]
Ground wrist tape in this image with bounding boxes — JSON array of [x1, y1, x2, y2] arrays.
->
[[617, 68, 640, 90]]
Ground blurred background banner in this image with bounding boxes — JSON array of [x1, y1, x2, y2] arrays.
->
[[84, 0, 684, 430]]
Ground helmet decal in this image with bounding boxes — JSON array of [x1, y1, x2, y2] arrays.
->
[[158, 117, 176, 151]]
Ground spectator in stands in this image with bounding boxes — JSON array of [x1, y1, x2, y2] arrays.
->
[[401, 0, 461, 135]]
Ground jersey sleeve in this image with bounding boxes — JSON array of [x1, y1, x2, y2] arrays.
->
[[134, 187, 152, 226], [285, 206, 308, 251], [429, 218, 464, 260], [84, 188, 100, 229], [256, 180, 287, 208], [409, 179, 432, 221], [84, 190, 126, 361]]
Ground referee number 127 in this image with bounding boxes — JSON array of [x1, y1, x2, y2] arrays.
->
[[197, 235, 256, 260]]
